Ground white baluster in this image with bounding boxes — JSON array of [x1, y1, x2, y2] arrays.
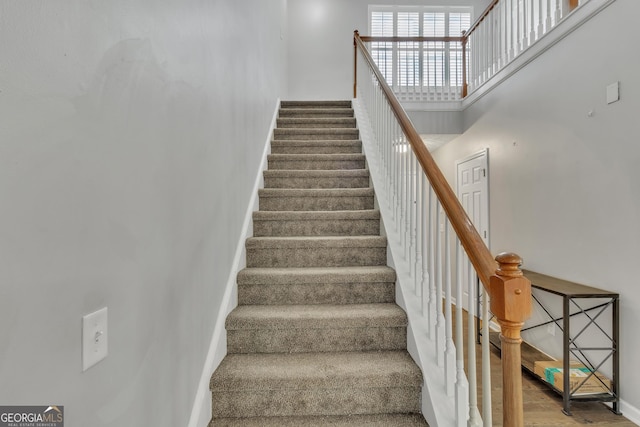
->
[[494, 1, 500, 69], [555, 0, 562, 25], [500, 0, 507, 68], [455, 240, 470, 427], [490, 11, 495, 75], [480, 23, 485, 84], [428, 187, 437, 339], [507, 0, 514, 61], [409, 153, 417, 276], [414, 42, 419, 100], [546, 0, 553, 32], [404, 138, 411, 260], [531, 0, 538, 44], [470, 34, 475, 90], [535, 0, 544, 40], [419, 40, 425, 101], [414, 163, 423, 291], [397, 129, 405, 249], [425, 41, 431, 100], [436, 202, 445, 367], [482, 286, 493, 426], [468, 262, 481, 427], [421, 177, 429, 316], [522, 0, 529, 49], [387, 104, 392, 193], [393, 120, 401, 227], [444, 219, 456, 396], [515, 0, 521, 54]]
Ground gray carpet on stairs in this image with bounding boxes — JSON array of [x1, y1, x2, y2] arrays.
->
[[209, 100, 428, 426]]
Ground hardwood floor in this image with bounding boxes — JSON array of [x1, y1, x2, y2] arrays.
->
[[450, 305, 636, 425], [470, 324, 636, 426]]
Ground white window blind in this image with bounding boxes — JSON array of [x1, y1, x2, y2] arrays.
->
[[369, 6, 472, 90]]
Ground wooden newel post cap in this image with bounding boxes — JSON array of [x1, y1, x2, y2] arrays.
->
[[490, 252, 532, 323], [495, 252, 524, 277]]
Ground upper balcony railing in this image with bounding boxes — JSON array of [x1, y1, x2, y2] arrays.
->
[[358, 0, 582, 102]]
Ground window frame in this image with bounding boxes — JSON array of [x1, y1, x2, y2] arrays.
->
[[368, 5, 473, 91]]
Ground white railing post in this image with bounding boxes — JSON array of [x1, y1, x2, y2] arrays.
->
[[529, 0, 537, 45], [455, 240, 470, 427], [467, 262, 482, 427], [522, 0, 529, 49], [428, 188, 437, 339], [546, 0, 553, 31], [555, 0, 563, 25], [409, 154, 417, 278], [482, 287, 493, 426], [421, 176, 430, 318], [436, 203, 445, 367], [445, 220, 456, 396]]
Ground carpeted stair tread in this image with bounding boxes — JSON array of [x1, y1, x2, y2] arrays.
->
[[246, 235, 387, 249], [253, 210, 379, 236], [280, 100, 352, 108], [277, 117, 357, 128], [270, 140, 362, 155], [260, 187, 373, 194], [259, 187, 374, 198], [210, 351, 422, 391], [258, 188, 374, 211], [263, 169, 369, 179], [274, 128, 359, 141], [210, 413, 428, 426], [263, 169, 369, 189], [267, 153, 365, 170], [237, 266, 396, 305], [245, 236, 387, 268], [226, 303, 406, 330], [237, 266, 396, 285], [226, 303, 407, 353], [278, 107, 355, 118], [253, 209, 379, 221]]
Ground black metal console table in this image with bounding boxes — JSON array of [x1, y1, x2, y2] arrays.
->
[[521, 270, 620, 416], [483, 269, 620, 416]]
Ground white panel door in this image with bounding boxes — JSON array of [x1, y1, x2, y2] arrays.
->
[[456, 149, 489, 307]]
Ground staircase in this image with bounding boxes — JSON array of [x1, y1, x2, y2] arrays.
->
[[209, 101, 428, 426]]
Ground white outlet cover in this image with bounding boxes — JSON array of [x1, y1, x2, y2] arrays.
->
[[607, 81, 620, 104], [82, 307, 108, 371]]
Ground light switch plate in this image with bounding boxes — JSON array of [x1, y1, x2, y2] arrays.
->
[[607, 81, 620, 104], [82, 307, 108, 371]]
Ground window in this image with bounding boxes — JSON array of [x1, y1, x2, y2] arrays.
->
[[369, 6, 472, 91]]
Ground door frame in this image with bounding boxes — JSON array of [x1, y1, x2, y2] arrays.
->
[[455, 148, 490, 248]]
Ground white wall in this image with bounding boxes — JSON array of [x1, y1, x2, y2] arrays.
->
[[432, 0, 640, 415], [0, 1, 287, 426], [287, 0, 483, 100]]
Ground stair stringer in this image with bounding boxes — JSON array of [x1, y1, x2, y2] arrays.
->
[[187, 99, 280, 427], [354, 98, 460, 427]]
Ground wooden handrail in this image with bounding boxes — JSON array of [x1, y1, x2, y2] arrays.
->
[[354, 29, 531, 427], [354, 31, 496, 289], [360, 36, 465, 43], [462, 0, 500, 44]]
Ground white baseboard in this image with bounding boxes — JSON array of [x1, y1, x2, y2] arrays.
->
[[618, 399, 640, 425], [187, 99, 280, 427]]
